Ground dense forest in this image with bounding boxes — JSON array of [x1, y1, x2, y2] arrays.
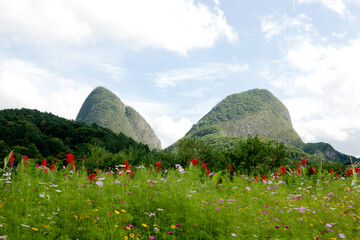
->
[[0, 108, 350, 174]]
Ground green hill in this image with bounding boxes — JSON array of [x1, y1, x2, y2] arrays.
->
[[0, 108, 149, 161], [76, 87, 161, 149], [184, 89, 303, 146]]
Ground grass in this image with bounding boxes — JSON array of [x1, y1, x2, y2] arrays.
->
[[0, 154, 359, 239]]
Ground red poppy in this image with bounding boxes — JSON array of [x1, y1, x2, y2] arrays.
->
[[297, 161, 300, 167], [202, 162, 206, 170], [88, 173, 95, 181], [191, 158, 197, 167], [206, 169, 210, 175], [50, 164, 55, 171], [297, 168, 301, 174], [329, 169, 334, 174], [228, 165, 232, 171], [347, 169, 353, 176], [42, 159, 47, 167], [310, 166, 315, 175], [8, 152, 15, 167], [66, 154, 75, 164], [156, 162, 161, 172], [335, 174, 339, 177], [125, 160, 130, 170], [262, 175, 267, 180], [292, 168, 295, 174], [280, 166, 286, 174], [24, 156, 28, 165], [302, 158, 306, 166]]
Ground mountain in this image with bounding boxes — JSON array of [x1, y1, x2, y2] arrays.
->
[[184, 89, 303, 146], [76, 87, 161, 149], [301, 142, 354, 163], [0, 108, 148, 161]]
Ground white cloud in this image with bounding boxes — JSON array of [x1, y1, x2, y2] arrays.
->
[[96, 63, 128, 82], [151, 62, 248, 88], [0, 59, 92, 119], [298, 0, 349, 16], [271, 36, 360, 146], [261, 14, 313, 41], [153, 115, 193, 148], [332, 31, 347, 39], [0, 0, 237, 55]]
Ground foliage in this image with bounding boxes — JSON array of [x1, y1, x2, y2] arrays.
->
[[228, 135, 288, 175], [0, 108, 149, 164]]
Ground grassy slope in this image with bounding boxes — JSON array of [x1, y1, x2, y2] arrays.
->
[[185, 89, 303, 147]]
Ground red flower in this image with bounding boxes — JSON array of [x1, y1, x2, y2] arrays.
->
[[88, 173, 95, 181], [206, 170, 210, 175], [292, 168, 295, 174], [302, 158, 306, 166], [262, 175, 267, 180], [228, 165, 232, 171], [335, 174, 339, 177], [297, 161, 300, 167], [347, 169, 353, 176], [310, 166, 315, 175], [125, 160, 130, 170], [329, 169, 334, 174], [156, 162, 161, 172], [202, 162, 206, 170], [8, 152, 15, 167], [66, 154, 75, 164], [50, 164, 55, 171], [42, 159, 47, 167], [191, 158, 197, 167], [24, 156, 28, 165], [297, 168, 301, 174], [280, 166, 286, 174], [96, 168, 101, 173]]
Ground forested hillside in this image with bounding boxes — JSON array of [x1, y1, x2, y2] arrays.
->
[[0, 108, 149, 167]]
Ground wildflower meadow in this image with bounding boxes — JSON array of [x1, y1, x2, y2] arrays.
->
[[0, 152, 360, 239]]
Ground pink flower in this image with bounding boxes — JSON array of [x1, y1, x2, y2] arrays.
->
[[339, 233, 346, 239], [245, 187, 251, 191]]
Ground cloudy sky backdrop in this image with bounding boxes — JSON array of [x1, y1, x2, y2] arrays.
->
[[1, 0, 360, 156]]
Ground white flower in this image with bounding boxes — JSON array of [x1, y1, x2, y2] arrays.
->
[[96, 181, 104, 187], [39, 192, 45, 198]]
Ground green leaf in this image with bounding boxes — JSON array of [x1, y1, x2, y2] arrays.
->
[[211, 170, 223, 186], [3, 151, 13, 171]]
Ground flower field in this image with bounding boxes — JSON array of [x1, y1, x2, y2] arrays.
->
[[0, 152, 360, 239]]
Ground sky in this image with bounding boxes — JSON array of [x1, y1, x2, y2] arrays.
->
[[1, 0, 360, 156]]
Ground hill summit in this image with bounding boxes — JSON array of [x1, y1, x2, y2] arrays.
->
[[184, 89, 303, 146], [76, 87, 161, 149]]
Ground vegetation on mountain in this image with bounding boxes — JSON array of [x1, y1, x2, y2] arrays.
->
[[125, 106, 161, 149], [76, 86, 161, 149], [185, 89, 303, 146], [0, 108, 149, 171]]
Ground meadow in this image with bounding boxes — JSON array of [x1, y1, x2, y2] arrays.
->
[[0, 152, 359, 239]]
